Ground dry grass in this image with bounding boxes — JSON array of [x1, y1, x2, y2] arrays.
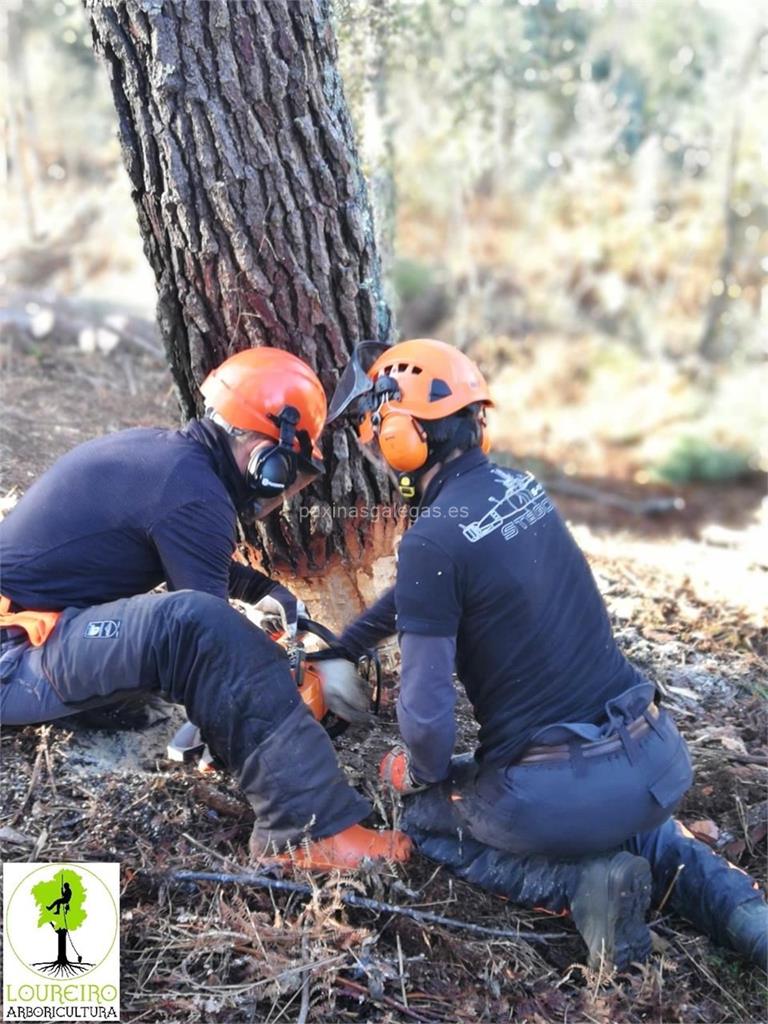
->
[[2, 549, 766, 1022], [1, 325, 766, 1023]]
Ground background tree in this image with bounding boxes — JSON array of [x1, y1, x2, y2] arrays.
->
[[4, 0, 764, 548], [85, 0, 396, 618], [31, 869, 92, 977]]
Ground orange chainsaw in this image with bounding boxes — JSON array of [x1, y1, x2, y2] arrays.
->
[[166, 616, 381, 767]]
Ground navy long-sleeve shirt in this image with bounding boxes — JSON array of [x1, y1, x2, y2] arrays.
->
[[0, 419, 276, 611], [340, 449, 646, 782]]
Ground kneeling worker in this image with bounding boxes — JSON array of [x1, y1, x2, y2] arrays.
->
[[0, 347, 410, 870], [330, 338, 767, 969]]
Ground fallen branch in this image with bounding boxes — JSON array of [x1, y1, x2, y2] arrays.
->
[[723, 753, 768, 767], [544, 476, 685, 517], [0, 288, 163, 358], [166, 870, 570, 945]]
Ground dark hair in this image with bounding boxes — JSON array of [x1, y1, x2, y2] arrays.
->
[[420, 402, 484, 452]]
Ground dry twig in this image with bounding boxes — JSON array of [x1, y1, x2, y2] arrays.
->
[[11, 727, 50, 825], [165, 870, 571, 945]]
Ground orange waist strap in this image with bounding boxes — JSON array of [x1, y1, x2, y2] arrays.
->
[[0, 595, 61, 647]]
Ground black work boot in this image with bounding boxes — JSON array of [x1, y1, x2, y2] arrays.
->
[[566, 852, 653, 970], [404, 800, 654, 972], [724, 899, 768, 972], [630, 818, 768, 968]]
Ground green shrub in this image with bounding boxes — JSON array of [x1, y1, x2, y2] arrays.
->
[[651, 436, 755, 484], [393, 259, 436, 304]]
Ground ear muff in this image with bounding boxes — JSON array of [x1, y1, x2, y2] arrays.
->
[[247, 405, 300, 499], [480, 423, 491, 454], [247, 445, 296, 497], [474, 407, 491, 454], [378, 410, 428, 472]]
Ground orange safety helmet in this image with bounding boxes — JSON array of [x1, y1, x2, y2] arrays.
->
[[200, 347, 327, 463], [329, 339, 492, 476]]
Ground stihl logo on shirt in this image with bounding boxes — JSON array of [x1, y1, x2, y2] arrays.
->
[[461, 468, 554, 543], [83, 620, 121, 639]]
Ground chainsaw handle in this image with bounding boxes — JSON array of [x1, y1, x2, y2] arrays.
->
[[295, 616, 382, 718], [296, 616, 341, 649], [261, 614, 338, 646]]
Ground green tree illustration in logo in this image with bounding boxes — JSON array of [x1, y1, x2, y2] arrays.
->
[[30, 870, 94, 976]]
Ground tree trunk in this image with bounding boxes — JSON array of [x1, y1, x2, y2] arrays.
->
[[6, 12, 40, 243], [698, 26, 765, 361], [86, 0, 398, 622], [56, 928, 68, 966]]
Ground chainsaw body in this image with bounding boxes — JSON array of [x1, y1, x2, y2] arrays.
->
[[293, 655, 327, 721]]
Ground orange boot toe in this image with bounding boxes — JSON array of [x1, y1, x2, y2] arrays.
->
[[257, 824, 412, 871]]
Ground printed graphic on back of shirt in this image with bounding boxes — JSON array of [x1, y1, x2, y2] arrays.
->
[[461, 468, 554, 543]]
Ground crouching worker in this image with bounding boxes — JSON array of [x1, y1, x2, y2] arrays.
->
[[330, 338, 767, 970], [0, 348, 410, 870]]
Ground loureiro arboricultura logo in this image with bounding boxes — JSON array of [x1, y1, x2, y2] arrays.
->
[[3, 862, 120, 1021], [30, 868, 94, 976]]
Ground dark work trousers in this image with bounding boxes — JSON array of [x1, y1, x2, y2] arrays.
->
[[0, 591, 370, 847], [401, 682, 764, 946]]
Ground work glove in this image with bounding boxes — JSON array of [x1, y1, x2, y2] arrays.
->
[[378, 745, 429, 795], [310, 658, 372, 724], [254, 585, 307, 639]]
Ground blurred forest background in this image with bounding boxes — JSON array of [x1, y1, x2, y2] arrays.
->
[[2, 6, 767, 1018], [1, 0, 766, 496]]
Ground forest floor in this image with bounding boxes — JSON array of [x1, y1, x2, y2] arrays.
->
[[1, 334, 766, 1023]]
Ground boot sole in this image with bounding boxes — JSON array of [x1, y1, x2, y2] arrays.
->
[[595, 853, 653, 971], [571, 852, 653, 971]]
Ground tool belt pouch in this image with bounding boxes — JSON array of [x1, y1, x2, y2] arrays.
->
[[646, 713, 693, 810]]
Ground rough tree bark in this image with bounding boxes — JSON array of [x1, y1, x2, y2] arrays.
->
[[86, 0, 398, 622]]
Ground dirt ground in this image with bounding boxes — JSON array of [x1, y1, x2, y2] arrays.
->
[[1, 338, 766, 1023]]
